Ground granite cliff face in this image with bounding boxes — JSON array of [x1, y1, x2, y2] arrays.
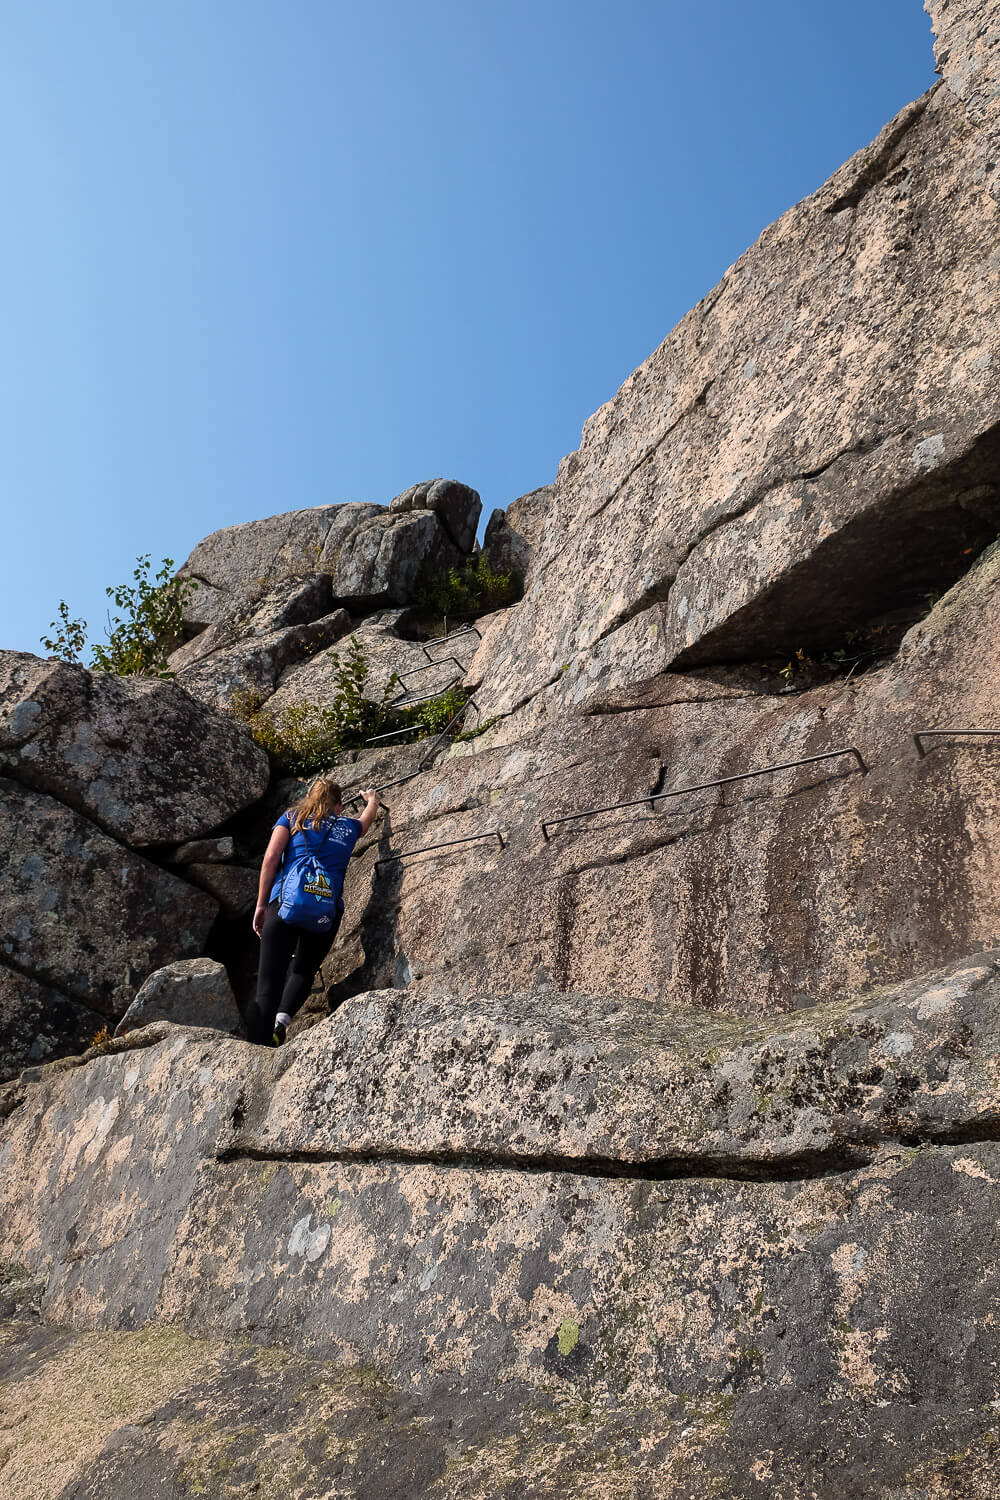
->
[[3, 3, 1000, 1494]]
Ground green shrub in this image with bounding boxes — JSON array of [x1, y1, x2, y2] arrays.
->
[[399, 684, 469, 736], [229, 636, 402, 774], [229, 637, 480, 774], [41, 555, 195, 678], [413, 553, 521, 627]]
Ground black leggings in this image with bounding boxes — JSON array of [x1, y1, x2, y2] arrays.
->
[[246, 901, 340, 1044]]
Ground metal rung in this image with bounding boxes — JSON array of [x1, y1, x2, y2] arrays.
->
[[540, 746, 868, 841], [421, 624, 482, 663], [396, 656, 468, 688], [363, 724, 423, 746], [390, 677, 462, 710], [343, 769, 421, 810], [913, 728, 1000, 758], [416, 697, 479, 769], [375, 828, 505, 872]]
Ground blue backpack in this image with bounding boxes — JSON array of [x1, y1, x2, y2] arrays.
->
[[276, 820, 346, 933]]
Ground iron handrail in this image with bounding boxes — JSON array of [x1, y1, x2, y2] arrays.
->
[[375, 828, 505, 872], [540, 746, 868, 841], [913, 728, 1000, 758], [416, 697, 479, 770], [343, 770, 420, 810], [421, 624, 482, 663]]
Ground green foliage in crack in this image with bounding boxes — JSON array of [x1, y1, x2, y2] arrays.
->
[[413, 553, 521, 629], [229, 636, 484, 774], [41, 555, 195, 678], [229, 636, 400, 775]]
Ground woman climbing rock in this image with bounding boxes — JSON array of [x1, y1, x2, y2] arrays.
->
[[246, 777, 381, 1046]]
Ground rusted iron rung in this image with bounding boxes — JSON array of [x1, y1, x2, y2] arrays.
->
[[416, 697, 479, 770], [375, 828, 505, 872], [913, 728, 1000, 758], [540, 745, 868, 841], [345, 699, 481, 807]]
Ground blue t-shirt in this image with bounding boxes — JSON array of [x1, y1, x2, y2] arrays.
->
[[269, 812, 363, 907]]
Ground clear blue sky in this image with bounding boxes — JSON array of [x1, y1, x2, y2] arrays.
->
[[1, 1, 935, 654]]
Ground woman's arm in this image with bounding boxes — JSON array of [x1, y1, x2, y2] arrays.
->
[[253, 824, 291, 936], [357, 789, 381, 837]]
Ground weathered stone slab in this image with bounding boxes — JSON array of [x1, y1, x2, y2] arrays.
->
[[179, 504, 381, 628], [114, 958, 240, 1037], [180, 863, 257, 919], [470, 36, 1000, 721], [0, 652, 269, 846], [332, 536, 1000, 1015], [325, 511, 459, 606], [235, 956, 1000, 1167], [174, 610, 352, 713], [264, 611, 463, 717], [4, 962, 1000, 1490], [5, 1311, 1000, 1499], [0, 780, 218, 1014], [170, 835, 235, 865]]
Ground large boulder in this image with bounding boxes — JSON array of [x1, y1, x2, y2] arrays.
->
[[6, 955, 1000, 1490], [178, 504, 382, 629], [325, 510, 462, 606], [168, 573, 337, 673], [0, 652, 270, 846], [262, 610, 467, 719], [0, 778, 218, 1016], [178, 486, 482, 636], [388, 477, 482, 554], [470, 18, 1000, 724], [172, 610, 352, 714], [114, 958, 240, 1036], [482, 484, 551, 580]]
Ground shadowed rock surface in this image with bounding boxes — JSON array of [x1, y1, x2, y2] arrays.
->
[[0, 779, 218, 1022]]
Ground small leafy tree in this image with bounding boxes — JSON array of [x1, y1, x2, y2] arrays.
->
[[41, 555, 195, 678], [400, 684, 468, 736], [324, 635, 401, 744], [40, 602, 87, 666]]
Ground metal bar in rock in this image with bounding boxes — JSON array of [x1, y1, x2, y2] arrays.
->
[[363, 724, 423, 746], [540, 746, 868, 841], [396, 657, 467, 688], [375, 828, 505, 872], [913, 728, 1000, 758], [421, 624, 482, 663], [390, 677, 463, 710], [416, 698, 479, 770]]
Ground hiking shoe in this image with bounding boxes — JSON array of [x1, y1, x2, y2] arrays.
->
[[271, 1020, 287, 1047]]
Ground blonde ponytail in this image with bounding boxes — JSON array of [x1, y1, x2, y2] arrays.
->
[[289, 776, 343, 835]]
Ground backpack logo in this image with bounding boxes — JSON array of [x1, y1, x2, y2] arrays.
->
[[302, 863, 333, 901]]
